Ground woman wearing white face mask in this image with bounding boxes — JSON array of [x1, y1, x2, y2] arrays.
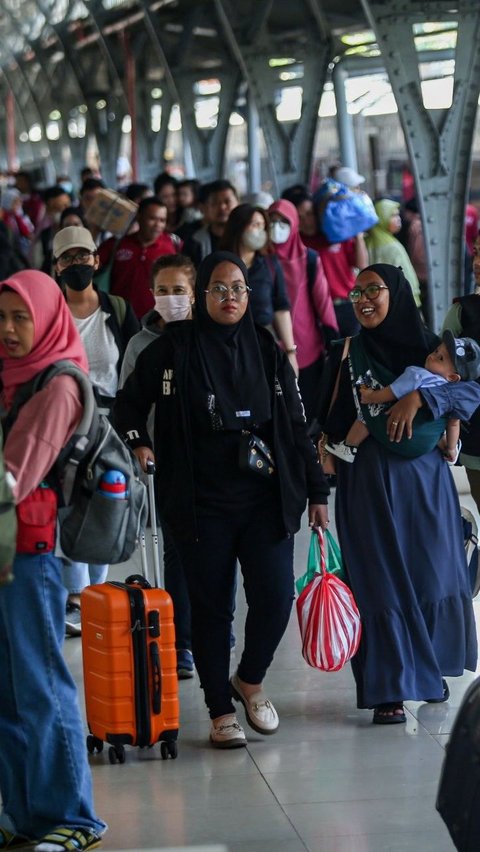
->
[[220, 204, 298, 376], [119, 253, 195, 385], [119, 253, 198, 680], [268, 199, 338, 422]]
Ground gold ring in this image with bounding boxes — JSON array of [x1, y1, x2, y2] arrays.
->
[[392, 421, 399, 425]]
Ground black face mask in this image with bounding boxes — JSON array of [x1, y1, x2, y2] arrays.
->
[[60, 264, 93, 292]]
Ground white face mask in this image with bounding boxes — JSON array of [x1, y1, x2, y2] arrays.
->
[[242, 228, 267, 252], [270, 221, 291, 245], [154, 294, 192, 323]]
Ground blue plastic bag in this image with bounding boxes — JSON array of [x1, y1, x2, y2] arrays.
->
[[315, 180, 378, 242]]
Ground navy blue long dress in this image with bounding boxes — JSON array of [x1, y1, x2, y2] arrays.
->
[[319, 263, 479, 709], [336, 436, 477, 708]]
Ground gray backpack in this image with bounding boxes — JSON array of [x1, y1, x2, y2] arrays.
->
[[5, 361, 147, 565], [0, 426, 16, 573]]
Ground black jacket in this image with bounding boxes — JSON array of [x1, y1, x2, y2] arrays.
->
[[114, 322, 328, 539]]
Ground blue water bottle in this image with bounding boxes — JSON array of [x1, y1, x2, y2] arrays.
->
[[97, 470, 129, 500]]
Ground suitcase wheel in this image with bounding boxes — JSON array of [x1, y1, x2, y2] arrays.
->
[[160, 740, 178, 760], [86, 735, 104, 755], [108, 744, 126, 764]]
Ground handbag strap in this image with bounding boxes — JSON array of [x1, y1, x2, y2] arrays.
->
[[346, 350, 363, 420], [326, 336, 351, 418]]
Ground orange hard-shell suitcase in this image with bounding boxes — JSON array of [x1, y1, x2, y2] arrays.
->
[[81, 461, 179, 763]]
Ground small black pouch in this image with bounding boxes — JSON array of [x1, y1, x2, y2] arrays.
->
[[239, 431, 276, 478]]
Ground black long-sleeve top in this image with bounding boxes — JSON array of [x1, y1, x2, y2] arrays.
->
[[114, 322, 328, 541]]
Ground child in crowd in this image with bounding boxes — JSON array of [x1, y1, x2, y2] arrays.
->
[[325, 330, 480, 464]]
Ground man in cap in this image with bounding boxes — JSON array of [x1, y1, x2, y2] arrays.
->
[[333, 166, 366, 190]]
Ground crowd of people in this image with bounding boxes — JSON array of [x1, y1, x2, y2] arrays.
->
[[1, 161, 480, 850]]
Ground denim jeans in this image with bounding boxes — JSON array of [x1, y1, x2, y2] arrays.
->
[[63, 561, 109, 595], [174, 498, 295, 718], [0, 552, 106, 839]]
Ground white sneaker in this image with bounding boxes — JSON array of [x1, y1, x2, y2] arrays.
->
[[65, 602, 82, 637], [209, 714, 247, 749], [324, 440, 357, 463], [446, 439, 462, 466], [230, 673, 279, 735]]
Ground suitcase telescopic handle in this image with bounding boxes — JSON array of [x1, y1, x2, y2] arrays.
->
[[144, 459, 161, 588]]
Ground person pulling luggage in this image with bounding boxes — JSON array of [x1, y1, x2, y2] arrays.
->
[[115, 251, 329, 748]]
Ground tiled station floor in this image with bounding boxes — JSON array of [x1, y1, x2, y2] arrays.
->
[[63, 471, 478, 852]]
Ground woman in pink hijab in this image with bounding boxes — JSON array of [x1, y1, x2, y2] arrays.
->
[[269, 199, 338, 421], [0, 270, 106, 851]]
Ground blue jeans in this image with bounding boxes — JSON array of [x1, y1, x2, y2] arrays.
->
[[63, 562, 109, 595], [0, 552, 106, 839]]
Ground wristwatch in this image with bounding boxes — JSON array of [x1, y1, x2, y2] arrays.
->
[[286, 345, 298, 354]]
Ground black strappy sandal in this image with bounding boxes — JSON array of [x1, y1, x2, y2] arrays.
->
[[372, 702, 406, 725]]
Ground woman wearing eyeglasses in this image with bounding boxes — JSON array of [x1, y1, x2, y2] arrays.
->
[[115, 250, 329, 748], [52, 226, 139, 636], [317, 263, 478, 724]]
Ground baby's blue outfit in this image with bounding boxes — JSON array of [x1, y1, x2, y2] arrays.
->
[[390, 366, 447, 399]]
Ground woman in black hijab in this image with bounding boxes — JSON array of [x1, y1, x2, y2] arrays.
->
[[318, 263, 478, 724], [115, 251, 329, 748]]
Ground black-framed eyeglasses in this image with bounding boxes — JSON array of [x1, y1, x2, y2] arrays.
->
[[57, 251, 95, 267], [205, 284, 251, 302], [349, 284, 389, 304]]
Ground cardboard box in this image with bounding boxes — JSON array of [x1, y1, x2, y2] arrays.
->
[[85, 188, 138, 236]]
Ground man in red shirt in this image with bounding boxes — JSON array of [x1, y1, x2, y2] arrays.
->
[[98, 197, 180, 318]]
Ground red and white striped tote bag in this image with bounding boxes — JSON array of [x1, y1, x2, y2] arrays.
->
[[296, 529, 362, 671]]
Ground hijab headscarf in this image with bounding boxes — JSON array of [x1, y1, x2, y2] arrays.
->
[[268, 199, 307, 293], [193, 251, 271, 429], [366, 199, 400, 250], [0, 269, 88, 408], [357, 263, 437, 376], [365, 200, 421, 306]]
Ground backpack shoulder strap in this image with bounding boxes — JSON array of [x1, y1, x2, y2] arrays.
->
[[48, 360, 97, 457], [3, 366, 53, 435], [3, 361, 98, 501], [306, 248, 318, 294], [107, 293, 127, 327]]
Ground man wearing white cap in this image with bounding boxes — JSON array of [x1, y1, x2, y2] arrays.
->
[[333, 166, 366, 190]]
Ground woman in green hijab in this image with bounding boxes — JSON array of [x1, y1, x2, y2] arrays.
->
[[365, 199, 421, 308]]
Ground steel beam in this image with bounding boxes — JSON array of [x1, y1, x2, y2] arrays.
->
[[362, 0, 480, 331], [175, 69, 241, 182], [135, 1, 196, 179], [332, 62, 358, 173], [215, 0, 333, 194]]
